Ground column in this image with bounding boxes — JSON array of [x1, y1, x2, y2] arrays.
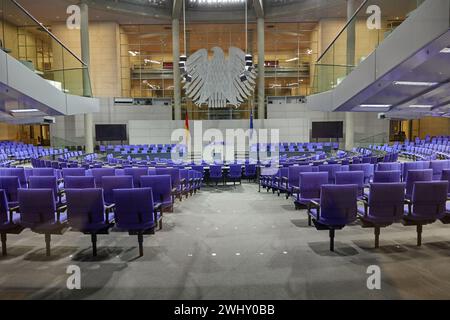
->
[[172, 18, 181, 120], [345, 0, 355, 151], [80, 1, 93, 153], [257, 17, 265, 120]]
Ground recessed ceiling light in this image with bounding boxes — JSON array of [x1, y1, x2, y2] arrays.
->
[[394, 81, 438, 86], [10, 109, 40, 113], [359, 104, 392, 108], [409, 105, 433, 108]]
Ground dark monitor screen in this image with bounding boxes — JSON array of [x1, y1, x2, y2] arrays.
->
[[95, 124, 127, 141], [311, 121, 343, 139]]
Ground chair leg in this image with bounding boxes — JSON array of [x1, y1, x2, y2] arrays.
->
[[329, 229, 335, 252], [45, 234, 51, 256], [1, 233, 6, 256], [308, 214, 311, 226], [91, 234, 97, 257], [137, 233, 144, 257], [374, 227, 380, 249], [417, 225, 423, 246]]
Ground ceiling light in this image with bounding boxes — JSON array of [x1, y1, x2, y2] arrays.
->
[[409, 105, 433, 108], [144, 59, 161, 64], [10, 109, 40, 113], [439, 47, 450, 53], [359, 104, 392, 108], [393, 81, 438, 86], [285, 57, 299, 62], [306, 49, 313, 55], [128, 51, 139, 56]]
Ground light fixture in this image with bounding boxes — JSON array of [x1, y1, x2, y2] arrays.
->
[[10, 109, 40, 113], [393, 81, 438, 86], [287, 82, 299, 87], [409, 104, 433, 108], [285, 57, 299, 62], [359, 104, 392, 108], [128, 50, 139, 56], [306, 49, 313, 55], [144, 59, 161, 64]]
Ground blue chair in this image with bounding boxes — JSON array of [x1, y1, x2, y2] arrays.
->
[[64, 176, 95, 189], [102, 176, 133, 206], [209, 165, 223, 186], [113, 188, 161, 257], [65, 188, 114, 256], [141, 175, 173, 212], [309, 184, 358, 251], [0, 189, 24, 256], [227, 164, 242, 186]]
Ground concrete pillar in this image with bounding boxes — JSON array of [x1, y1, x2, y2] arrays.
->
[[172, 19, 181, 120], [257, 17, 265, 120], [80, 1, 93, 153], [345, 0, 355, 151]]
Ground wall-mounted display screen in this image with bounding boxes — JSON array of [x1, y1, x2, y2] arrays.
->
[[95, 124, 127, 141], [311, 121, 343, 139]]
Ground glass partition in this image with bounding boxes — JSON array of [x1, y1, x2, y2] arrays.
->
[[0, 0, 92, 97], [312, 0, 422, 94]]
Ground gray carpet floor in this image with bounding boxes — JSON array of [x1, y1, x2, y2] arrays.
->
[[1, 182, 450, 299]]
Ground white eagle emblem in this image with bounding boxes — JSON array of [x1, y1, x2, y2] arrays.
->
[[183, 46, 257, 109]]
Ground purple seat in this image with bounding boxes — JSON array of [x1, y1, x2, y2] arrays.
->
[[403, 181, 448, 246], [373, 170, 401, 183], [29, 176, 64, 206], [102, 176, 133, 205], [402, 161, 430, 181], [335, 171, 364, 198], [179, 169, 191, 197], [243, 164, 256, 181], [349, 163, 374, 184], [287, 166, 314, 198], [309, 184, 358, 251], [227, 164, 242, 186], [65, 188, 114, 256], [358, 183, 405, 248], [91, 168, 116, 188], [113, 188, 161, 256], [405, 169, 433, 200], [318, 164, 341, 184], [64, 176, 95, 189], [0, 168, 27, 188], [0, 176, 20, 208], [31, 168, 56, 177], [275, 167, 290, 196], [377, 162, 401, 172], [62, 168, 85, 177], [18, 189, 68, 256], [123, 167, 149, 188], [430, 160, 450, 180], [141, 175, 173, 212], [209, 165, 223, 186], [294, 172, 328, 225], [0, 189, 24, 256]]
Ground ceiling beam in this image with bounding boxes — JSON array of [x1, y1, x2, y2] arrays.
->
[[172, 0, 183, 19], [253, 0, 264, 18]]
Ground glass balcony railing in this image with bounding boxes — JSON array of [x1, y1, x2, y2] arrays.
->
[[311, 0, 423, 94], [0, 0, 92, 97]]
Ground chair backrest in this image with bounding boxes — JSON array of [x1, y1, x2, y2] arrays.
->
[[430, 160, 450, 180], [335, 171, 364, 196], [319, 184, 358, 225], [0, 168, 26, 187], [367, 183, 405, 222], [377, 162, 401, 172], [318, 164, 341, 183], [402, 161, 430, 181], [141, 175, 172, 204], [373, 170, 401, 183], [244, 164, 256, 175], [28, 176, 58, 201], [0, 176, 20, 204], [210, 165, 223, 178], [31, 168, 56, 177], [405, 169, 433, 199], [91, 168, 116, 188], [442, 169, 450, 195], [411, 181, 448, 218], [229, 164, 242, 177], [65, 188, 106, 230], [18, 188, 56, 226], [299, 172, 328, 199], [102, 176, 133, 204], [64, 176, 96, 189], [62, 168, 86, 177], [288, 166, 313, 187], [123, 167, 149, 188], [349, 163, 374, 183], [113, 188, 155, 229]]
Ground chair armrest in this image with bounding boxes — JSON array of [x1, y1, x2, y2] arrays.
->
[[404, 199, 412, 215], [308, 200, 320, 219], [8, 206, 19, 222], [292, 186, 300, 195], [57, 178, 64, 184], [56, 205, 67, 221], [358, 199, 369, 216]]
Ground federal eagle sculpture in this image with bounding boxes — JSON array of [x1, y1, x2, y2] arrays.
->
[[182, 47, 257, 109]]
